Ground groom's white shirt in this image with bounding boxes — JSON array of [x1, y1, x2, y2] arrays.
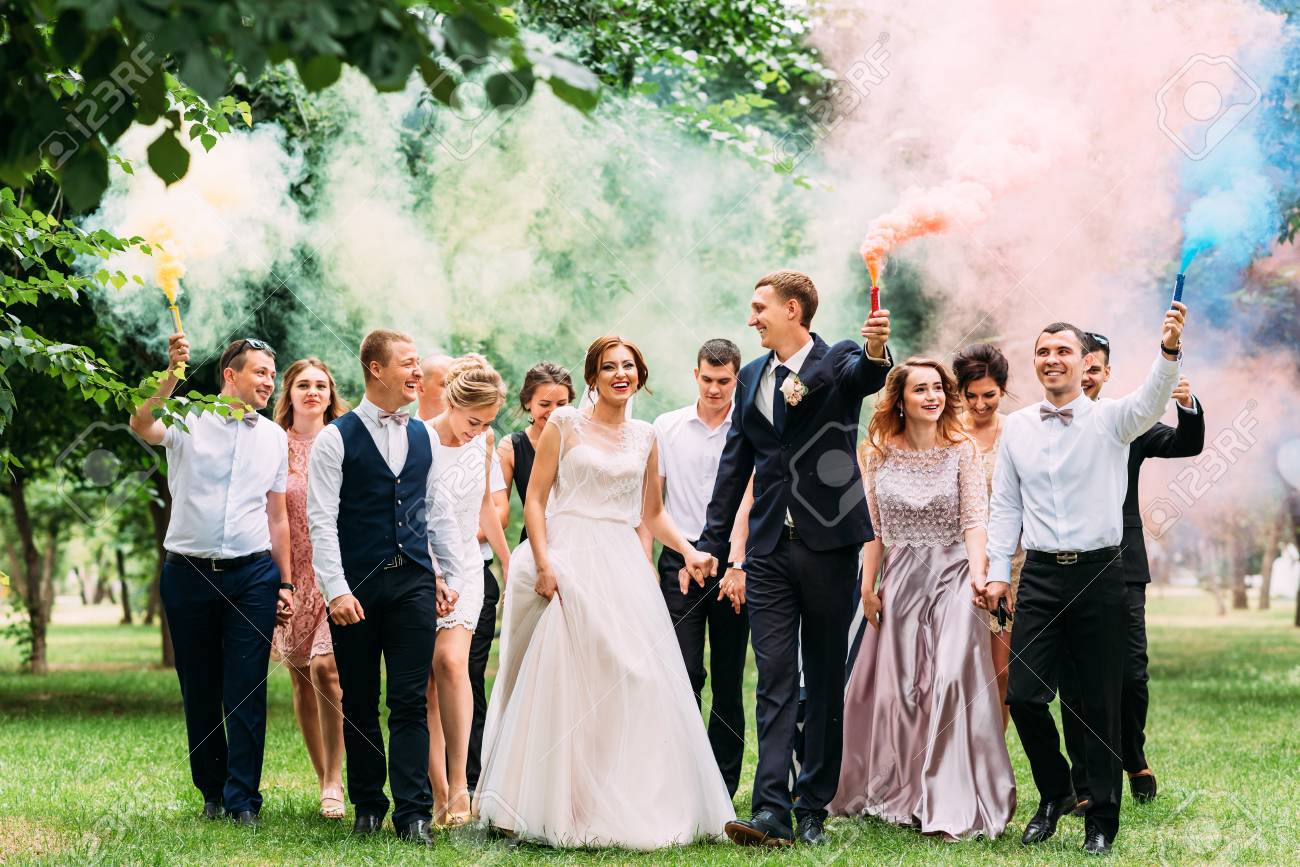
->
[[986, 354, 1180, 585], [756, 337, 815, 424]]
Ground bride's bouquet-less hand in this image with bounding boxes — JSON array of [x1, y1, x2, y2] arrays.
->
[[533, 560, 561, 601]]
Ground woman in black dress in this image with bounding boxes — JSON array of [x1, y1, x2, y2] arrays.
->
[[498, 362, 575, 543]]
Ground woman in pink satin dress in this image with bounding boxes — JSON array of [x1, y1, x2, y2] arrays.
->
[[830, 357, 1015, 841]]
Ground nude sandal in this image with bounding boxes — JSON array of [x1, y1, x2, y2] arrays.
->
[[319, 787, 346, 820]]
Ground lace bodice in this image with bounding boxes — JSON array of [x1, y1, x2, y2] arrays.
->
[[432, 431, 492, 569], [548, 405, 655, 525], [864, 439, 987, 547]]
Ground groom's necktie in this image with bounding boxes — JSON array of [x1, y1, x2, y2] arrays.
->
[[772, 365, 789, 434]]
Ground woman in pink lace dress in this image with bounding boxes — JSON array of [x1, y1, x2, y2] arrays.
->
[[272, 358, 349, 819], [830, 357, 1015, 841]]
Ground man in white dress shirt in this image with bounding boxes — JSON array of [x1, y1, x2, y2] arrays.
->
[[984, 303, 1187, 855], [307, 329, 469, 845], [129, 334, 294, 826], [647, 338, 747, 797]]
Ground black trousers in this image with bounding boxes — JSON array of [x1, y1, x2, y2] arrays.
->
[[1007, 552, 1127, 840], [161, 555, 279, 814], [745, 531, 858, 828], [1062, 582, 1151, 797], [658, 543, 749, 798], [330, 563, 438, 828], [465, 560, 500, 791]]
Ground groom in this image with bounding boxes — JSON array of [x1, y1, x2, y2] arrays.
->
[[699, 269, 891, 846]]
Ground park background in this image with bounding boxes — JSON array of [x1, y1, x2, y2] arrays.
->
[[2, 0, 1299, 863]]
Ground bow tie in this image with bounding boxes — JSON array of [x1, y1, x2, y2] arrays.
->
[[227, 411, 260, 428], [1039, 406, 1074, 426], [378, 410, 410, 427]]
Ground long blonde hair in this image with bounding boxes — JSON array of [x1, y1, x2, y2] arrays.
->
[[865, 357, 966, 459], [274, 357, 349, 429]]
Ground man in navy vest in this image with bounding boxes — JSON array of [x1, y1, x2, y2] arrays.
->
[[308, 329, 470, 845], [699, 269, 892, 846]]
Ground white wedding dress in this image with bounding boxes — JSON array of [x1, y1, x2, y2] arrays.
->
[[475, 406, 735, 849]]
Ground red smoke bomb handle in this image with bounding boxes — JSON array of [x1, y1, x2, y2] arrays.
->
[[870, 285, 880, 313]]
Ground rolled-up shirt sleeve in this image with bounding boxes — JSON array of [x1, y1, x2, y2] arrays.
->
[[986, 432, 1023, 585], [425, 442, 471, 595], [307, 424, 349, 603]]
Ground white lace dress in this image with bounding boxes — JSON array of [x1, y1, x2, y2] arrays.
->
[[475, 406, 735, 848], [432, 432, 492, 632]]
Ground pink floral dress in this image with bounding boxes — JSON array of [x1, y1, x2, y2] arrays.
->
[[272, 429, 332, 667]]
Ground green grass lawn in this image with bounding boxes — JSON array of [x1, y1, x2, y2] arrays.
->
[[2, 590, 1298, 865]]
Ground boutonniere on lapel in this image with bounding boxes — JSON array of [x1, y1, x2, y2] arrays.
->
[[780, 372, 809, 407]]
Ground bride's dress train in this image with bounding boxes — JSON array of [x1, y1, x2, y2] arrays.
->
[[475, 406, 735, 849]]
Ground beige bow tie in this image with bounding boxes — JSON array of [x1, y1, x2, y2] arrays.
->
[[1039, 406, 1074, 426], [378, 410, 410, 427], [227, 411, 260, 428]]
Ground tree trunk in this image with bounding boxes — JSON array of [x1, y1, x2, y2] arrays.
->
[[117, 547, 133, 625], [148, 474, 174, 667], [1290, 490, 1300, 628], [1226, 532, 1249, 610], [1258, 510, 1282, 611], [6, 474, 48, 674]]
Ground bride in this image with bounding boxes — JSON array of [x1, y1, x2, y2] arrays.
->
[[474, 335, 736, 849]]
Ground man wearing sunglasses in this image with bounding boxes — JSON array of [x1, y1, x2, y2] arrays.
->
[[130, 334, 294, 827], [1056, 332, 1204, 813]]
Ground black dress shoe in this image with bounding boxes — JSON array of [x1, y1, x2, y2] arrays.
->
[[796, 814, 827, 845], [352, 814, 384, 835], [228, 810, 259, 827], [202, 801, 225, 820], [1021, 795, 1077, 844], [724, 811, 794, 847], [1130, 771, 1157, 803], [1082, 819, 1112, 855], [396, 818, 434, 845]]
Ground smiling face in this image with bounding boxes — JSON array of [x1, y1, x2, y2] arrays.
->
[[527, 382, 571, 426], [289, 365, 331, 422], [225, 349, 277, 410], [595, 344, 639, 405], [695, 360, 737, 412], [1082, 353, 1112, 400], [902, 365, 946, 425], [962, 375, 1004, 423], [369, 340, 422, 408], [1034, 330, 1089, 398], [748, 284, 799, 350], [446, 401, 502, 445]]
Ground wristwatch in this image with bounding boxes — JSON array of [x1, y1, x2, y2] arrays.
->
[[1160, 341, 1181, 359], [279, 582, 296, 592], [728, 561, 745, 571]]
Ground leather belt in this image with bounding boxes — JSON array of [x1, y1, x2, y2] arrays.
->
[[165, 550, 271, 572], [1025, 546, 1121, 567]]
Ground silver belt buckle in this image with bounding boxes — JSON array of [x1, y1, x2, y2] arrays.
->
[[385, 555, 405, 570], [1056, 552, 1078, 566], [210, 558, 224, 572]]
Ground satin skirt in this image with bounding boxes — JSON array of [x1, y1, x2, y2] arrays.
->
[[474, 513, 735, 849], [830, 542, 1016, 840]]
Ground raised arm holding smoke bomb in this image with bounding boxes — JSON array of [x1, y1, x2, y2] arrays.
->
[[980, 302, 1186, 856]]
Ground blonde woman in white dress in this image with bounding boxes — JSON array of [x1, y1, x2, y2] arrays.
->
[[425, 354, 511, 826]]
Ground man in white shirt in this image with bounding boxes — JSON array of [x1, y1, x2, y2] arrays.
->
[[984, 302, 1187, 855], [307, 329, 467, 845], [647, 338, 747, 797], [129, 334, 293, 827]]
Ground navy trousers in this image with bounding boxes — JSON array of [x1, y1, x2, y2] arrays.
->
[[161, 554, 280, 814]]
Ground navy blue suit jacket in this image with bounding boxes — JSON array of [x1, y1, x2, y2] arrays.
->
[[698, 334, 892, 560]]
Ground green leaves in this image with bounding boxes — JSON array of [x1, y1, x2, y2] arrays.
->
[[298, 54, 344, 91], [58, 148, 110, 212], [529, 52, 601, 112], [146, 130, 190, 185]]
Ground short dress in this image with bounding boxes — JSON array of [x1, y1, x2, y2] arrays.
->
[[432, 432, 493, 632], [978, 428, 1025, 634]]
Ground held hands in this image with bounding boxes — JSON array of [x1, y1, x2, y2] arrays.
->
[[275, 588, 294, 626], [861, 587, 883, 630], [680, 549, 717, 593], [718, 566, 746, 614], [1172, 376, 1194, 409], [329, 593, 365, 625], [981, 580, 1013, 615], [861, 307, 891, 359], [1162, 301, 1187, 352], [435, 578, 458, 617]]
